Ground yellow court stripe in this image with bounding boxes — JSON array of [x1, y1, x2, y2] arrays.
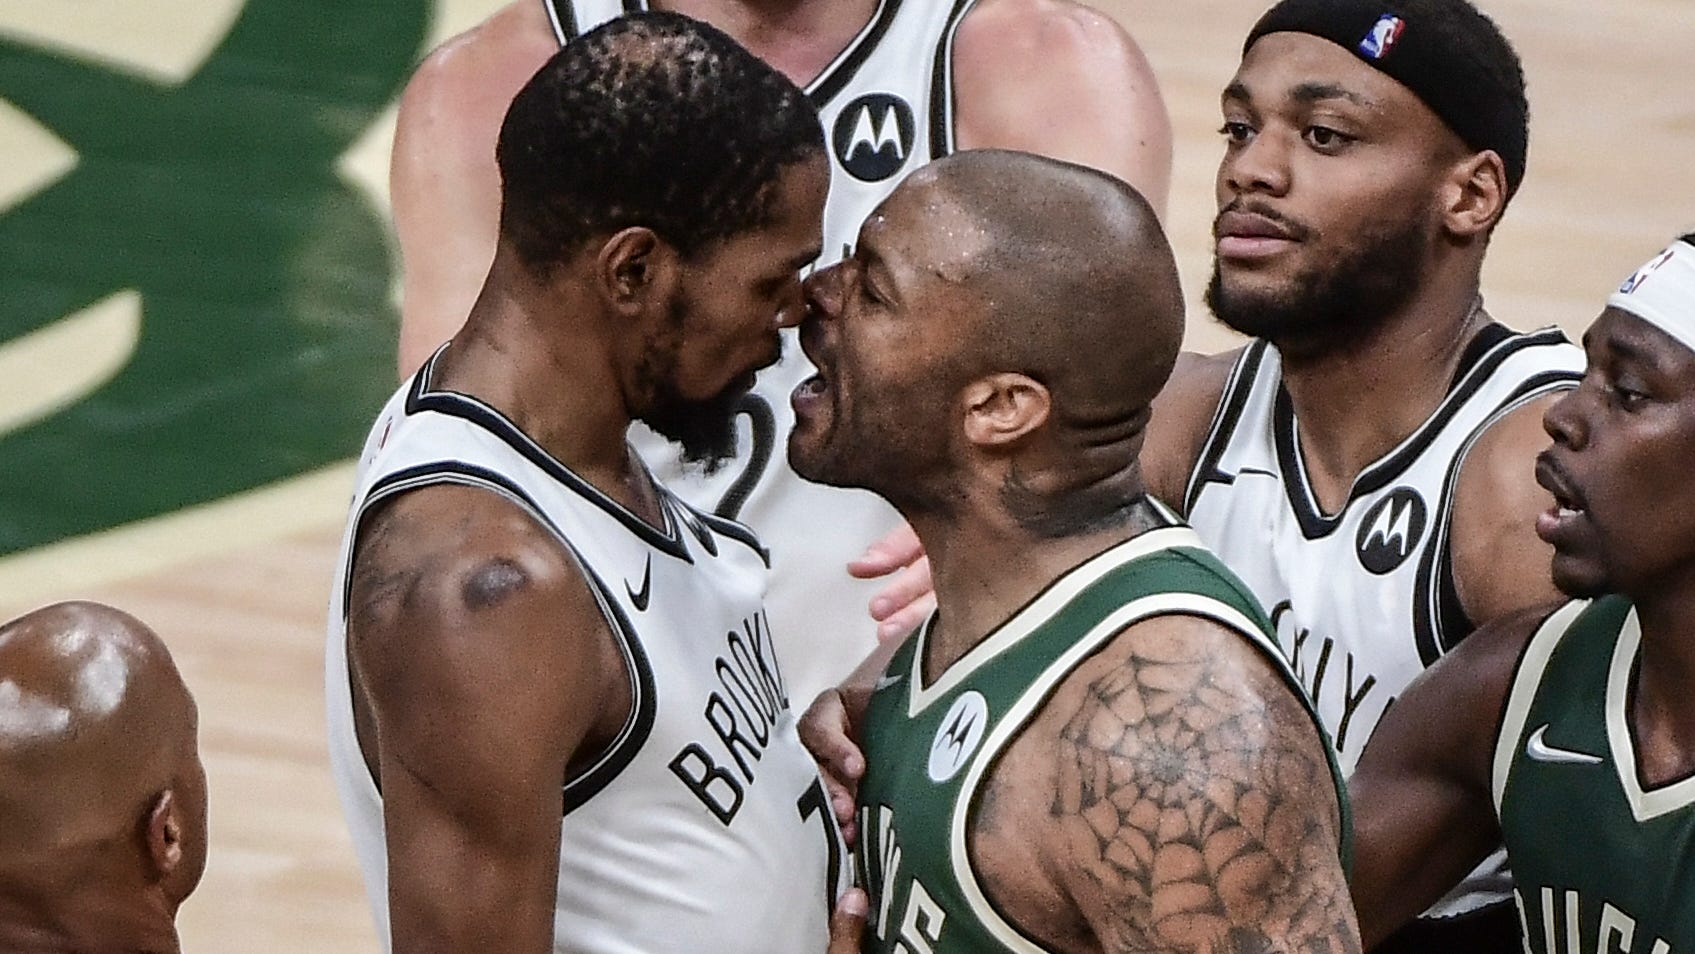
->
[[0, 290, 142, 436], [0, 461, 356, 615], [0, 0, 246, 85]]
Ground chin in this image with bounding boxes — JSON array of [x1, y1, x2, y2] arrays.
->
[[1550, 557, 1614, 601]]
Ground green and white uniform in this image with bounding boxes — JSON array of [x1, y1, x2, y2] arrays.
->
[[856, 508, 1348, 952], [1494, 597, 1695, 954]]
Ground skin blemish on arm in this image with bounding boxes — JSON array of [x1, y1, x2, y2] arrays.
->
[[460, 557, 531, 612]]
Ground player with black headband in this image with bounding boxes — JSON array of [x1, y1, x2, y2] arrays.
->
[[1349, 234, 1695, 953]]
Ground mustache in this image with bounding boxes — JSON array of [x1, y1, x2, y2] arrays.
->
[[1213, 199, 1314, 242]]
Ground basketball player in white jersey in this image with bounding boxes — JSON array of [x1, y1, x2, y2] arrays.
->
[[389, 0, 1173, 708], [851, 0, 1582, 949], [1347, 234, 1695, 951], [0, 602, 206, 954], [327, 17, 848, 952]]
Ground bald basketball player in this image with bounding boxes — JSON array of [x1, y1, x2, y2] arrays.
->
[[0, 601, 206, 954], [1349, 235, 1695, 951], [391, 0, 1174, 711], [799, 150, 1357, 953]]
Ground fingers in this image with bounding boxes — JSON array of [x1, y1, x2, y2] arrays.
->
[[868, 556, 935, 642], [848, 522, 925, 578], [799, 689, 866, 844], [826, 887, 869, 954]]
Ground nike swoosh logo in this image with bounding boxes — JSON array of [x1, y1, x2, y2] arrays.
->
[[1525, 724, 1603, 765], [872, 672, 903, 692], [625, 555, 651, 612]]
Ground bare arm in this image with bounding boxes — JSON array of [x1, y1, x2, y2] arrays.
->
[[952, 0, 1172, 218], [1040, 614, 1359, 953], [1349, 609, 1548, 947], [1143, 350, 1238, 509], [1449, 393, 1567, 625], [391, 3, 559, 377], [348, 486, 620, 952], [799, 633, 909, 845]]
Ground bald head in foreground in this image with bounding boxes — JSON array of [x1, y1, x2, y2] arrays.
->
[[800, 151, 1360, 953], [0, 602, 205, 954]]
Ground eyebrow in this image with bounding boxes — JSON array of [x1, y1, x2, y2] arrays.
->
[[1290, 82, 1370, 107]]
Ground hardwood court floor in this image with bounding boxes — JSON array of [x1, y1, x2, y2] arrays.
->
[[0, 1, 1688, 950]]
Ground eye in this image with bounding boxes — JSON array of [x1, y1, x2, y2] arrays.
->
[[1219, 121, 1254, 145], [1608, 381, 1648, 411], [1303, 125, 1355, 151]]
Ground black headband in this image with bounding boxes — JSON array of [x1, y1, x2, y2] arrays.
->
[[1245, 0, 1528, 194]]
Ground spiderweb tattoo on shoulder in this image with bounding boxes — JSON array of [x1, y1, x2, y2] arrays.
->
[[1052, 626, 1360, 954]]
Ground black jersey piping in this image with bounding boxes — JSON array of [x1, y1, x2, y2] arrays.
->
[[347, 462, 658, 807], [694, 506, 771, 566], [1412, 370, 1580, 665], [805, 0, 903, 106], [1273, 327, 1574, 539], [1182, 342, 1270, 515], [541, 0, 577, 42], [927, 0, 978, 159], [404, 349, 695, 561]]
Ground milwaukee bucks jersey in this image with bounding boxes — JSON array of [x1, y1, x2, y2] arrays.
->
[[1493, 597, 1695, 954], [855, 510, 1347, 953], [543, 0, 983, 708]]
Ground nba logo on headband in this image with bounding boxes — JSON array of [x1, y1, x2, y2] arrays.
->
[[1358, 14, 1406, 59], [1619, 249, 1675, 296]]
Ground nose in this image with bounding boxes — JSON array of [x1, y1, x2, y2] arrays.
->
[[801, 262, 847, 327], [1220, 128, 1291, 200], [1543, 383, 1590, 451]]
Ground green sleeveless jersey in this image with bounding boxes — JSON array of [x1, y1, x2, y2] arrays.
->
[[1494, 597, 1695, 954], [855, 515, 1349, 953]]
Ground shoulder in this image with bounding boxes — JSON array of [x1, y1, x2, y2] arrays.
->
[[1144, 348, 1243, 507], [1449, 391, 1568, 623], [347, 483, 602, 687], [951, 0, 1171, 210], [395, 1, 558, 157]]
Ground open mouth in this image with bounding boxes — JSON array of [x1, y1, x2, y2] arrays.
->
[[1534, 453, 1588, 541], [791, 370, 831, 418]]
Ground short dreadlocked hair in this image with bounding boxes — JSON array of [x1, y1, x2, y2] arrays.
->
[[495, 11, 824, 271]]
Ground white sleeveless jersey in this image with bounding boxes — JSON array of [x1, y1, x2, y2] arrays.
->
[[1183, 324, 1582, 917], [545, 0, 980, 705], [325, 353, 848, 953]]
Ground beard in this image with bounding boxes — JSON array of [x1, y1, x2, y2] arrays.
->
[[636, 296, 768, 476], [1205, 201, 1430, 355]]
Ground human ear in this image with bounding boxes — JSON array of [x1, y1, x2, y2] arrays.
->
[[145, 789, 183, 879], [1440, 150, 1508, 239], [596, 228, 679, 313], [961, 373, 1051, 448]]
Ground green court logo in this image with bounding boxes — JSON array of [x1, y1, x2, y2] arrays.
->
[[0, 0, 428, 556]]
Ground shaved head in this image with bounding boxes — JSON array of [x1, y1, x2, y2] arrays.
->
[[914, 149, 1184, 419], [0, 602, 205, 948]]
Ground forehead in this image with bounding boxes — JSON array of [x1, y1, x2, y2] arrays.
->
[[1588, 307, 1695, 374], [861, 174, 992, 281], [1229, 32, 1426, 121]]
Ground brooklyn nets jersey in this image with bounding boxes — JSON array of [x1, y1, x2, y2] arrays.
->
[[1494, 598, 1695, 954], [325, 350, 847, 953], [1184, 323, 1582, 919], [545, 0, 981, 705], [855, 508, 1348, 953]]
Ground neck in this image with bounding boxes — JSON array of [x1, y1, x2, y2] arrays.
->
[[433, 258, 656, 517], [653, 0, 878, 85], [910, 489, 1162, 679], [1628, 569, 1695, 760], [1276, 275, 1489, 512], [0, 880, 180, 954]]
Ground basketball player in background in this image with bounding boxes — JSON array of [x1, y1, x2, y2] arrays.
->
[[390, 0, 1173, 707], [797, 150, 1358, 953], [0, 601, 206, 954], [328, 16, 847, 953], [1349, 235, 1695, 952], [852, 1, 1585, 949]]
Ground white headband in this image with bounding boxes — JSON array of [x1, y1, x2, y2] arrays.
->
[[1608, 239, 1695, 355]]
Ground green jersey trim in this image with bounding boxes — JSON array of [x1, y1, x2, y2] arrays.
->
[[1493, 600, 1588, 814], [1604, 611, 1695, 821], [903, 522, 1208, 718], [948, 590, 1304, 953]]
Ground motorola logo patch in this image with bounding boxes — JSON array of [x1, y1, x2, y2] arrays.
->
[[1355, 487, 1427, 575], [832, 93, 915, 183], [928, 690, 988, 783]]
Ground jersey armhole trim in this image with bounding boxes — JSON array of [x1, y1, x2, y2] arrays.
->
[[1181, 341, 1269, 515], [1491, 600, 1586, 815], [541, 0, 575, 43], [351, 461, 659, 814], [927, 0, 979, 159]]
